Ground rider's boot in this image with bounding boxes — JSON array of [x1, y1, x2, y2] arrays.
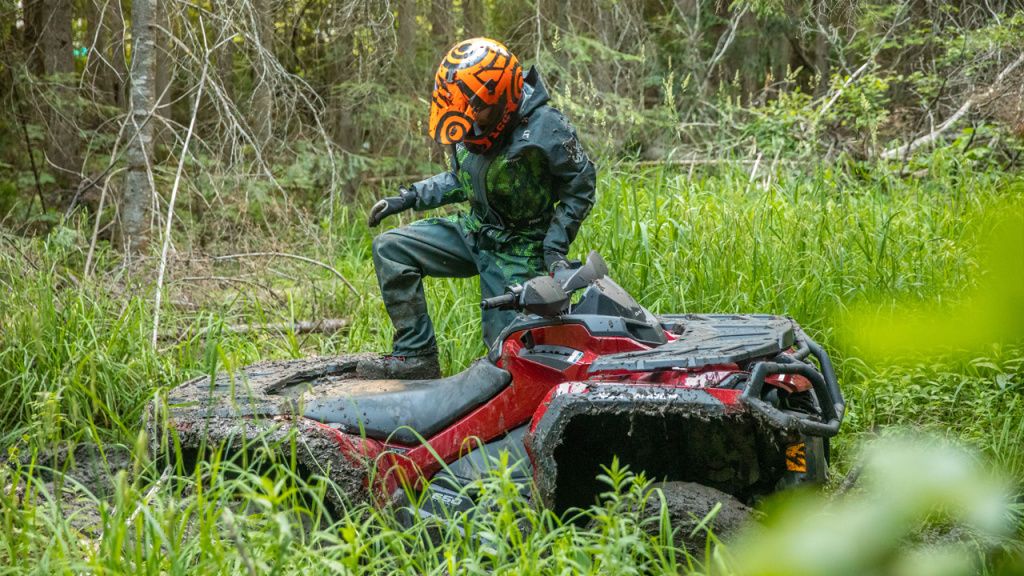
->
[[356, 352, 441, 380]]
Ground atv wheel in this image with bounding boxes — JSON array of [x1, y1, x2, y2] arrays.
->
[[643, 482, 752, 558]]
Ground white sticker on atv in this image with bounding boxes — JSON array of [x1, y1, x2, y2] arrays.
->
[[556, 382, 589, 394], [591, 390, 677, 402], [567, 350, 584, 364]]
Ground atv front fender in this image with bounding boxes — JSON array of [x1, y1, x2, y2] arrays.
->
[[525, 383, 798, 512]]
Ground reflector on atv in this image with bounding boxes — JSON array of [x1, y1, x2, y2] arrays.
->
[[156, 251, 844, 522]]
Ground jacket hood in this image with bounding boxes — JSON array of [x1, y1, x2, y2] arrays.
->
[[463, 67, 550, 154], [517, 66, 551, 118]]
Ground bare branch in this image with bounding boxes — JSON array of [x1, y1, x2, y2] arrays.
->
[[211, 252, 360, 298], [152, 50, 209, 347], [701, 2, 750, 92], [881, 51, 1024, 160]]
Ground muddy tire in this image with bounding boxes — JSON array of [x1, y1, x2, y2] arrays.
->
[[643, 482, 752, 557]]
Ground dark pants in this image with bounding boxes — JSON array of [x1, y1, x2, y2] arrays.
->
[[372, 216, 545, 355]]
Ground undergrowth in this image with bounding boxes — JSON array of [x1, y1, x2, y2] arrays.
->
[[1, 158, 1022, 573]]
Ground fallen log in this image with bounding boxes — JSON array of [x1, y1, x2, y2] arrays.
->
[[881, 51, 1024, 160], [161, 318, 349, 344]]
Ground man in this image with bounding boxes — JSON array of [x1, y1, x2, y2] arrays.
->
[[360, 37, 596, 379]]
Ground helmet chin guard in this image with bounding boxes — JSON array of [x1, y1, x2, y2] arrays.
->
[[429, 38, 523, 153]]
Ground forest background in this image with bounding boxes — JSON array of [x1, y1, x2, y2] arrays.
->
[[1, 0, 1024, 574], [4, 0, 1022, 240]]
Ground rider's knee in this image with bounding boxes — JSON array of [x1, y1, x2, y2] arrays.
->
[[372, 230, 400, 258]]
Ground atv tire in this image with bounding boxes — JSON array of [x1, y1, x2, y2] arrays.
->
[[643, 482, 752, 558]]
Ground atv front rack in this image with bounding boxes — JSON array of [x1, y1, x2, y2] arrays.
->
[[739, 329, 845, 437], [586, 314, 846, 437], [589, 314, 797, 372]]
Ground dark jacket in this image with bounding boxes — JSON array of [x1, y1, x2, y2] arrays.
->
[[409, 67, 597, 260]]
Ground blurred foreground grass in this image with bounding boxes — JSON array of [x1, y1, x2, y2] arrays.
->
[[841, 197, 1024, 360], [1, 159, 1022, 573]]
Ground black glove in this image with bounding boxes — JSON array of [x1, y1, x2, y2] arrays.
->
[[368, 187, 417, 227], [545, 253, 570, 274]]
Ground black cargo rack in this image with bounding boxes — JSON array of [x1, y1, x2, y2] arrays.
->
[[587, 314, 796, 373]]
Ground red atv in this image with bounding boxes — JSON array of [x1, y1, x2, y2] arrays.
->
[[162, 252, 844, 521]]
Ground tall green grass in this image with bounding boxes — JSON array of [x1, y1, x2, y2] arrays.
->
[[0, 422, 1015, 573], [341, 162, 1006, 369], [1, 159, 1022, 573], [2, 161, 1021, 463]]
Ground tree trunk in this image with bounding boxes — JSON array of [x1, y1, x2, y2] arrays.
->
[[326, 35, 357, 150], [41, 0, 81, 203], [430, 0, 453, 51], [121, 0, 156, 253], [252, 0, 274, 144], [769, 4, 794, 97], [396, 0, 417, 83], [724, 6, 759, 105], [462, 0, 485, 37], [772, 31, 791, 94], [23, 0, 45, 74]]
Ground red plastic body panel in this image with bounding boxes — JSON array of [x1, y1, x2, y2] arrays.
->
[[765, 373, 814, 393], [300, 321, 755, 497]]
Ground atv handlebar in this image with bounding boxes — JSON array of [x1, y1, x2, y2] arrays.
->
[[484, 251, 607, 316], [481, 293, 518, 310]]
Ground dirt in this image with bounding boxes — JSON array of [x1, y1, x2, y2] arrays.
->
[[158, 353, 378, 512], [4, 443, 134, 535], [168, 414, 373, 510], [164, 353, 374, 409], [527, 383, 794, 512], [643, 481, 753, 557]]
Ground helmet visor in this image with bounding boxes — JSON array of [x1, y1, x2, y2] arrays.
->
[[470, 101, 502, 138]]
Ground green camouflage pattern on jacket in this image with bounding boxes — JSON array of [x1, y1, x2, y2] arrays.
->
[[457, 147, 552, 228]]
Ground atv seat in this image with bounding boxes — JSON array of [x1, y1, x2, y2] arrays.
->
[[301, 359, 511, 444]]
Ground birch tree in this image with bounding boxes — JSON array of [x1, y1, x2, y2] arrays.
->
[[121, 0, 156, 252]]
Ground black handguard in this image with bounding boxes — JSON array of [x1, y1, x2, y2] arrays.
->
[[368, 187, 417, 227]]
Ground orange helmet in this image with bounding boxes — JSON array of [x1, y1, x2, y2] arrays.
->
[[429, 38, 524, 153]]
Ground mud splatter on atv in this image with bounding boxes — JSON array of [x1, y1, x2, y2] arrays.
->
[[155, 354, 377, 510], [153, 252, 844, 532]]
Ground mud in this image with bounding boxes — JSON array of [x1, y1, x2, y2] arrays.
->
[[158, 354, 378, 511], [165, 353, 374, 410], [169, 414, 372, 511], [4, 443, 134, 535], [527, 384, 794, 512], [643, 481, 753, 556]]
